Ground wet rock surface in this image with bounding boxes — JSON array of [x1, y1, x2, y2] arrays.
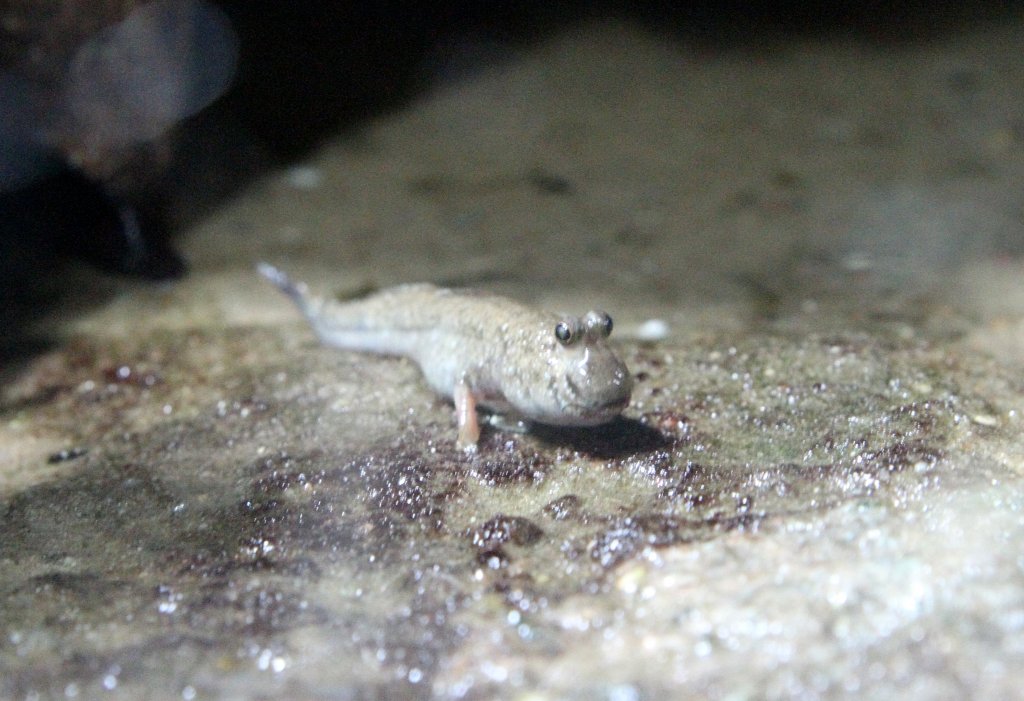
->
[[2, 326, 1021, 699], [4, 17, 1024, 701]]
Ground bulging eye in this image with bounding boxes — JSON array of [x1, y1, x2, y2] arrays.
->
[[554, 319, 580, 345], [585, 311, 613, 338]]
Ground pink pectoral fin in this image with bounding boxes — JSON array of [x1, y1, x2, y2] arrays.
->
[[454, 382, 480, 451]]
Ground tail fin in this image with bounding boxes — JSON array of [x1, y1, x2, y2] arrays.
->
[[257, 262, 315, 313]]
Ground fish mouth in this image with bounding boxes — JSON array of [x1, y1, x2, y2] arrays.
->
[[565, 375, 632, 418], [598, 395, 631, 413], [562, 395, 631, 425]]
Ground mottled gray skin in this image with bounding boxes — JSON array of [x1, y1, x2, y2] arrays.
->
[[258, 263, 633, 447]]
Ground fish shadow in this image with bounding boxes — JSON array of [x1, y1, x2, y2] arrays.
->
[[528, 417, 671, 459]]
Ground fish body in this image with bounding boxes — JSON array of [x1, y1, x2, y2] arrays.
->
[[258, 263, 632, 449]]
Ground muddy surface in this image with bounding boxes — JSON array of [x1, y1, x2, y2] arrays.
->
[[4, 16, 1024, 701]]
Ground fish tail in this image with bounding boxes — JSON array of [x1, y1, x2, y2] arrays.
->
[[257, 262, 318, 315]]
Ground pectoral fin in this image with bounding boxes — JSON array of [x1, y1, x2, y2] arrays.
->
[[454, 381, 480, 452]]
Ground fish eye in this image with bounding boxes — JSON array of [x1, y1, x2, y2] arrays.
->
[[585, 311, 613, 338], [554, 320, 579, 345]]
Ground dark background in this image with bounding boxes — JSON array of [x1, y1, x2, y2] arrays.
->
[[0, 0, 1019, 358]]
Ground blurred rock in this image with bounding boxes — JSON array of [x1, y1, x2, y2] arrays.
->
[[0, 0, 237, 278]]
